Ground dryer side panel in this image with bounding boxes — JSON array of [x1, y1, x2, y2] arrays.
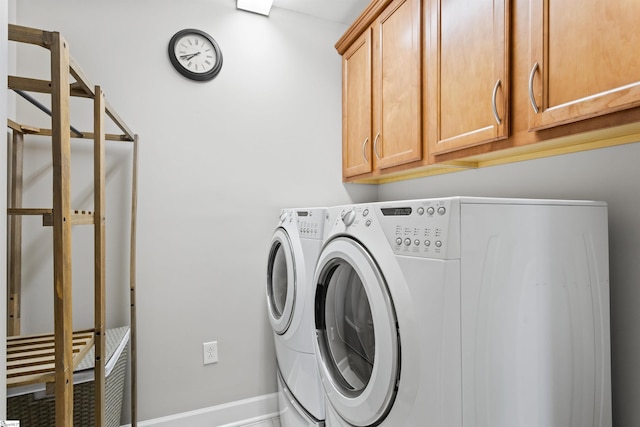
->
[[460, 203, 611, 427]]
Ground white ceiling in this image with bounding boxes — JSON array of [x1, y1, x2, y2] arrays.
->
[[272, 0, 371, 25]]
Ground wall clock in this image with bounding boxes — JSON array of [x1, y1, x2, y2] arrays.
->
[[168, 29, 223, 81]]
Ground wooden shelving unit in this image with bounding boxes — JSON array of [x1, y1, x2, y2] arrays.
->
[[6, 24, 139, 427]]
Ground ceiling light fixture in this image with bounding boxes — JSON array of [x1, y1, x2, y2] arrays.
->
[[236, 0, 274, 16]]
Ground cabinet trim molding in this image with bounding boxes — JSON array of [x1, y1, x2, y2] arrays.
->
[[335, 0, 394, 54]]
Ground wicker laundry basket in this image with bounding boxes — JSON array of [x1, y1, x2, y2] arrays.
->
[[7, 327, 129, 427]]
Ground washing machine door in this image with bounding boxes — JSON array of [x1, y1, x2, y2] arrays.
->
[[314, 237, 399, 426], [267, 228, 296, 334]]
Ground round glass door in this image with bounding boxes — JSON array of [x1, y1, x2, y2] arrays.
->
[[315, 237, 399, 426], [267, 228, 296, 334], [321, 260, 375, 394]]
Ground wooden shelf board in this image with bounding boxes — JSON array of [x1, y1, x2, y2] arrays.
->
[[8, 208, 95, 226], [7, 208, 52, 216], [105, 100, 135, 141], [7, 119, 131, 141], [7, 119, 41, 134], [69, 56, 95, 98], [8, 24, 49, 48], [7, 331, 94, 388]]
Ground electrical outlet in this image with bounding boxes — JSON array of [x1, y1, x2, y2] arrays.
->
[[203, 341, 218, 365]]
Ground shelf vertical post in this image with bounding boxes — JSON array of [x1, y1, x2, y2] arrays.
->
[[7, 129, 24, 336], [130, 135, 139, 427], [49, 30, 74, 427], [94, 85, 107, 426]]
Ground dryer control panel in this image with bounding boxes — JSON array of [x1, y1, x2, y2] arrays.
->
[[376, 199, 461, 260]]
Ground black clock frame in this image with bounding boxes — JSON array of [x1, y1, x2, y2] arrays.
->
[[168, 29, 223, 82]]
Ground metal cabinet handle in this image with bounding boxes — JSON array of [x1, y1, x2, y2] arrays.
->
[[492, 79, 502, 125], [529, 62, 540, 114], [373, 132, 381, 160], [361, 137, 369, 163]]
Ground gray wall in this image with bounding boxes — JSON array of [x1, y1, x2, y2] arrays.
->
[[10, 0, 375, 422], [378, 142, 640, 427]]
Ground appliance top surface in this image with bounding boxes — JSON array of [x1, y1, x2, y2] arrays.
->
[[377, 196, 607, 207]]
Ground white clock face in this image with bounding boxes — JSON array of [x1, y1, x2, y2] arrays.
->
[[174, 33, 217, 74]]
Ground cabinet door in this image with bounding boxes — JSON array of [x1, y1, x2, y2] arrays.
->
[[342, 29, 373, 178], [428, 0, 509, 155], [372, 0, 422, 169], [529, 0, 640, 130]]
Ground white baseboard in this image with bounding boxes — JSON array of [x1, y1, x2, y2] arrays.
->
[[121, 393, 279, 427]]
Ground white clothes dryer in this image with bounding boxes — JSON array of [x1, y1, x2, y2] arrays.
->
[[313, 197, 612, 427], [267, 207, 326, 425]]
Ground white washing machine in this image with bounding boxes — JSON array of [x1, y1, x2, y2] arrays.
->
[[313, 197, 612, 427], [267, 207, 326, 426]]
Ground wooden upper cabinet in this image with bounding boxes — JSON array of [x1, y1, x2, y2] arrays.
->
[[372, 0, 422, 170], [529, 0, 640, 130], [340, 0, 422, 179], [343, 29, 373, 178], [428, 0, 509, 155]]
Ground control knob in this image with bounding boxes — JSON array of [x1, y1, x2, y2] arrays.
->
[[342, 210, 356, 227]]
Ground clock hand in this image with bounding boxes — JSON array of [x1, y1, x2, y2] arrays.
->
[[179, 52, 201, 61]]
